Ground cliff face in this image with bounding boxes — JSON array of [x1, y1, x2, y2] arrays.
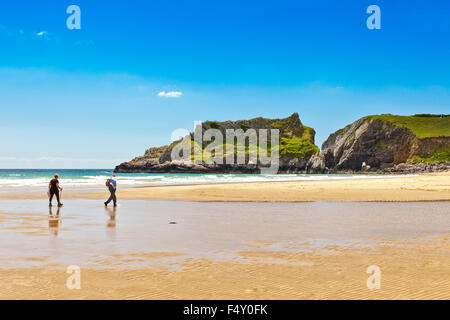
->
[[117, 113, 449, 174], [308, 114, 450, 173], [115, 113, 319, 173]]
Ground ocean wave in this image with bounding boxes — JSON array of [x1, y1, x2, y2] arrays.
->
[[0, 172, 416, 189]]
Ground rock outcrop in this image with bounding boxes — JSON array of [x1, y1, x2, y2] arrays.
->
[[309, 114, 450, 173], [116, 113, 449, 174], [115, 113, 319, 173]]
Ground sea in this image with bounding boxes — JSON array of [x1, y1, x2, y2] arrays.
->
[[0, 169, 413, 190]]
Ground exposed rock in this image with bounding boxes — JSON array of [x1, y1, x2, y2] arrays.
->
[[380, 161, 450, 173], [115, 113, 319, 174], [319, 114, 450, 173], [361, 162, 371, 171], [306, 153, 326, 173], [116, 113, 449, 174]]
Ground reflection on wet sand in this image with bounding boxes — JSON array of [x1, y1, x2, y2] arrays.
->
[[0, 200, 449, 299], [105, 206, 116, 228], [48, 206, 61, 236], [0, 200, 449, 270]]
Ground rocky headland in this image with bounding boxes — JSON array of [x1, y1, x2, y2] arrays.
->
[[116, 113, 450, 174], [115, 113, 319, 173], [307, 114, 450, 173]]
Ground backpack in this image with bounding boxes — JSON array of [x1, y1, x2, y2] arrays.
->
[[105, 178, 111, 187]]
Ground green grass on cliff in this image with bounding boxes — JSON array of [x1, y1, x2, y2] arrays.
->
[[279, 127, 319, 159], [279, 138, 319, 158], [409, 151, 450, 164], [368, 114, 450, 138], [183, 125, 318, 161]]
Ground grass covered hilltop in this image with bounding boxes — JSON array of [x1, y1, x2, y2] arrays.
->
[[368, 114, 450, 163], [204, 113, 319, 162], [115, 113, 320, 173], [319, 114, 450, 172], [367, 114, 450, 139]]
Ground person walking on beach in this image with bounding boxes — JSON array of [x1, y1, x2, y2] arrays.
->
[[104, 174, 117, 207], [48, 174, 63, 207]]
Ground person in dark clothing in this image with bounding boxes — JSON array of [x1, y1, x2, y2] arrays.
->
[[104, 174, 117, 207], [48, 174, 63, 207]]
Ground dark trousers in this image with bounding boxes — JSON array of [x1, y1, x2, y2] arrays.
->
[[49, 190, 60, 204], [106, 187, 117, 205]]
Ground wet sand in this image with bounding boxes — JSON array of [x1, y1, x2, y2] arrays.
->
[[0, 200, 449, 299], [2, 239, 448, 300]]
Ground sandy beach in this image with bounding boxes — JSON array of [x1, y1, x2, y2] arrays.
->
[[99, 172, 450, 202], [0, 172, 449, 202], [0, 199, 449, 299], [0, 173, 449, 299], [2, 237, 449, 300]]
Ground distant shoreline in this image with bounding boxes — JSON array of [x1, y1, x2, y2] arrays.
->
[[1, 172, 447, 202], [0, 170, 421, 190], [88, 172, 450, 202]]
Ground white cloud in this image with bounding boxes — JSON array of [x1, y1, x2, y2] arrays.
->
[[36, 31, 48, 37], [157, 91, 183, 98], [0, 26, 52, 39]]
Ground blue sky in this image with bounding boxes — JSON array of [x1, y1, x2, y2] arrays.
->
[[0, 0, 449, 168]]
